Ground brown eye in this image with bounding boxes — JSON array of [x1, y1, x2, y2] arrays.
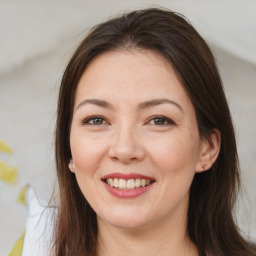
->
[[91, 118, 104, 125], [82, 116, 107, 125], [153, 117, 166, 125], [148, 116, 175, 126]]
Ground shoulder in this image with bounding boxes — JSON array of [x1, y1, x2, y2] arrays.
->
[[9, 187, 55, 256]]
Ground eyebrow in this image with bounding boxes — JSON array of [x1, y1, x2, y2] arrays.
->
[[137, 98, 183, 112], [76, 99, 114, 111], [76, 98, 183, 113]]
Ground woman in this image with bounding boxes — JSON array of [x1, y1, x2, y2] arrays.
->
[[54, 8, 256, 256]]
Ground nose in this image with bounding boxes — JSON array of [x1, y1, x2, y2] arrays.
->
[[108, 123, 145, 164]]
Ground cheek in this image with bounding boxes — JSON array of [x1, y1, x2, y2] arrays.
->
[[149, 134, 199, 173], [70, 132, 107, 174], [148, 132, 200, 197], [70, 133, 106, 206], [150, 136, 198, 210]]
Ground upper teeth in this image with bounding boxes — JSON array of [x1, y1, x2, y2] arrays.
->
[[106, 178, 151, 190]]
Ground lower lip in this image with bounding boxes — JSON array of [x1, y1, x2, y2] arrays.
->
[[102, 181, 154, 199]]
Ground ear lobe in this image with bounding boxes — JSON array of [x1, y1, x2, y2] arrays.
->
[[195, 129, 221, 173], [68, 159, 76, 173]]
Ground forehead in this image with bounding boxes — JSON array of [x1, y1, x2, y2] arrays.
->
[[79, 49, 176, 84], [75, 49, 192, 110]]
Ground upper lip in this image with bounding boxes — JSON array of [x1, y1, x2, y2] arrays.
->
[[101, 172, 155, 180]]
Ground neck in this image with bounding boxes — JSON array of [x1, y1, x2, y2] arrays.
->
[[97, 207, 198, 256]]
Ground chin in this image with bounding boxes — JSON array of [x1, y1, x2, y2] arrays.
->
[[98, 210, 151, 230], [109, 218, 148, 230]]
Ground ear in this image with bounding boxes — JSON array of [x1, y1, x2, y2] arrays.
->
[[195, 129, 221, 173], [68, 159, 76, 173]]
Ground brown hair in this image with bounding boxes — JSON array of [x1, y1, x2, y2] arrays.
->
[[54, 8, 256, 256]]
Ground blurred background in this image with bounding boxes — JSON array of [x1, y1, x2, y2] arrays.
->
[[0, 0, 255, 254]]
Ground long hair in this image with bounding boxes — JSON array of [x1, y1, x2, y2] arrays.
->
[[54, 8, 256, 256]]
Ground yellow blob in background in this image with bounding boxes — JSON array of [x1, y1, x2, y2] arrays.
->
[[17, 184, 29, 205], [0, 139, 13, 155], [0, 162, 18, 184], [0, 139, 18, 184]]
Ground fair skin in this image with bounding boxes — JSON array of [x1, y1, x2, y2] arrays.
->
[[69, 49, 220, 256]]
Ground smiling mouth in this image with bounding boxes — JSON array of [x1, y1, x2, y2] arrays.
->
[[103, 178, 155, 190]]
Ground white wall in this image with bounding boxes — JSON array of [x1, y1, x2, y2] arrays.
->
[[0, 1, 255, 255]]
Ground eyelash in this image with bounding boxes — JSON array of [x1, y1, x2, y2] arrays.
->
[[81, 115, 108, 125], [81, 115, 175, 126], [147, 115, 175, 126]]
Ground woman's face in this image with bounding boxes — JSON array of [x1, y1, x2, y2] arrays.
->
[[69, 50, 206, 230]]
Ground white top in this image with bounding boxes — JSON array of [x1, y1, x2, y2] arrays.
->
[[21, 187, 54, 256]]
